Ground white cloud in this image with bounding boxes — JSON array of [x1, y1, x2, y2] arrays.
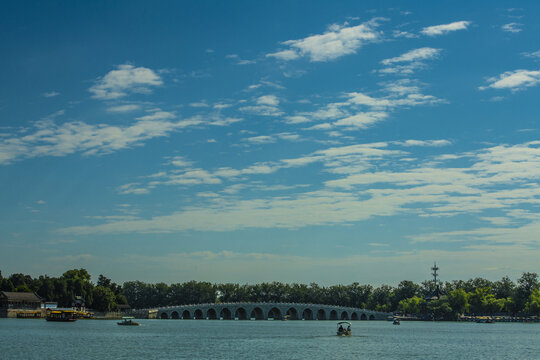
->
[[501, 22, 522, 33], [523, 50, 540, 59], [42, 91, 60, 98], [106, 104, 141, 113], [291, 80, 441, 131], [381, 47, 441, 65], [256, 95, 279, 106], [379, 47, 442, 75], [267, 20, 380, 62], [239, 95, 282, 116], [333, 111, 388, 129], [89, 64, 163, 100], [189, 101, 209, 108], [266, 49, 301, 61], [395, 139, 451, 147], [480, 69, 540, 91], [392, 30, 417, 39], [117, 183, 150, 195], [285, 115, 310, 124], [226, 54, 256, 65], [421, 21, 471, 36], [245, 132, 300, 144], [0, 111, 203, 165], [136, 110, 175, 121], [239, 105, 283, 116], [61, 141, 540, 247]]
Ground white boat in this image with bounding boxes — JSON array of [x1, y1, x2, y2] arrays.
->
[[336, 321, 351, 336], [117, 316, 140, 326]]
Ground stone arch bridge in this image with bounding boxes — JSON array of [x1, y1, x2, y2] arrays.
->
[[156, 303, 389, 321]]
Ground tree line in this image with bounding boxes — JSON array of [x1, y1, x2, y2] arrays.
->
[[1, 269, 538, 318], [0, 269, 127, 312]]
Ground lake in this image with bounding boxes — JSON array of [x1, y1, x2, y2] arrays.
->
[[1, 319, 538, 359]]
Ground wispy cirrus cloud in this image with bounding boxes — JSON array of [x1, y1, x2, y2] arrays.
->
[[42, 91, 60, 98], [479, 69, 540, 91], [239, 95, 283, 116], [68, 141, 540, 244], [501, 22, 522, 33], [379, 47, 441, 75], [106, 104, 141, 113], [291, 79, 443, 131], [244, 132, 300, 144], [522, 50, 540, 59], [421, 21, 471, 36], [89, 64, 163, 100], [266, 20, 381, 62], [0, 110, 202, 165]]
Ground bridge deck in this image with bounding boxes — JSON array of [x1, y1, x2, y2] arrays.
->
[[149, 302, 390, 320]]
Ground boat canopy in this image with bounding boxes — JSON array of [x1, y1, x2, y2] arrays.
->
[[337, 321, 351, 326], [122, 316, 135, 319]]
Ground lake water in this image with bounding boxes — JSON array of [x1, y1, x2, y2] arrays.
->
[[1, 319, 538, 359]]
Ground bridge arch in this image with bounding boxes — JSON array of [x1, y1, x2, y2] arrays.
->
[[194, 309, 204, 319], [235, 307, 247, 320], [286, 307, 298, 320], [220, 308, 232, 320], [207, 308, 217, 320], [268, 307, 282, 320], [302, 308, 313, 320], [250, 307, 264, 320], [155, 303, 389, 321]]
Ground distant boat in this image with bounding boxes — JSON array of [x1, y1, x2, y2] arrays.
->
[[393, 318, 400, 325], [118, 316, 141, 326], [46, 309, 77, 322], [476, 317, 495, 324], [336, 321, 352, 336]]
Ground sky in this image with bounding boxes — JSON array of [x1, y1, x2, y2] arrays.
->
[[1, 1, 539, 286]]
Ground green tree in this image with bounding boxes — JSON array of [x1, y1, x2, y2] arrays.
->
[[92, 286, 117, 312], [393, 281, 420, 309], [468, 287, 492, 314], [398, 296, 423, 315], [367, 285, 394, 312], [512, 272, 539, 313], [427, 297, 455, 320], [448, 289, 469, 315], [493, 276, 515, 299], [524, 289, 540, 316]]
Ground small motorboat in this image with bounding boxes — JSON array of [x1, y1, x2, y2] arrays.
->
[[336, 321, 352, 336], [393, 318, 400, 325], [476, 317, 495, 324], [118, 316, 140, 326]]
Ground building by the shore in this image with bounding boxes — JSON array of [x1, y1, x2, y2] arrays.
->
[[0, 291, 43, 318]]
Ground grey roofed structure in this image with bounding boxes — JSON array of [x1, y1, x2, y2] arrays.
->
[[0, 291, 43, 310]]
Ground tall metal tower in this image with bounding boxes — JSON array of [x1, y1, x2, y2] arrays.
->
[[431, 262, 441, 299]]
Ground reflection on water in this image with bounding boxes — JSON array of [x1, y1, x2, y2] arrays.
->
[[1, 319, 538, 359]]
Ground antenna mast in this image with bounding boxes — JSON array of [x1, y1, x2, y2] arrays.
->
[[431, 262, 441, 299]]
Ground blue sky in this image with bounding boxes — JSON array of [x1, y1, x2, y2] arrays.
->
[[1, 1, 539, 285]]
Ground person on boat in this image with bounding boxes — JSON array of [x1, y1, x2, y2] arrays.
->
[[347, 325, 351, 332], [338, 325, 344, 332]]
